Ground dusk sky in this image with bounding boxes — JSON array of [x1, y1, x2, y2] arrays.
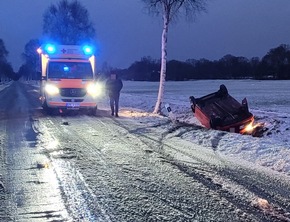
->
[[1, 0, 290, 71]]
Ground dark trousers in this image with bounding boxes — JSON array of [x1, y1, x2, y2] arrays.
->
[[109, 93, 120, 115]]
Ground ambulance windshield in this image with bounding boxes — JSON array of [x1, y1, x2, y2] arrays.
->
[[48, 62, 93, 79]]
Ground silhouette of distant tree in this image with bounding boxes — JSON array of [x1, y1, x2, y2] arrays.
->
[[120, 44, 290, 81], [0, 39, 8, 63], [127, 57, 160, 81], [167, 60, 194, 81], [259, 44, 290, 79], [0, 62, 15, 81], [42, 0, 95, 44], [20, 39, 41, 80], [0, 39, 15, 81], [218, 55, 251, 79], [249, 57, 260, 78], [18, 64, 35, 81], [22, 39, 40, 68]]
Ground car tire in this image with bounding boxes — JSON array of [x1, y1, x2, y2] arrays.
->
[[42, 100, 53, 115], [218, 84, 228, 97], [189, 96, 196, 113], [89, 106, 98, 116]]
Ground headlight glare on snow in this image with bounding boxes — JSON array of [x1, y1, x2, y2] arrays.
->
[[244, 122, 254, 133], [45, 84, 60, 95], [86, 82, 103, 97]]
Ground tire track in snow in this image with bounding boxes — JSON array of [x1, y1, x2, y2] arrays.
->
[[112, 117, 290, 222], [104, 118, 266, 221], [45, 116, 201, 221], [41, 115, 249, 221], [90, 117, 254, 221], [37, 117, 112, 222], [0, 82, 70, 221]]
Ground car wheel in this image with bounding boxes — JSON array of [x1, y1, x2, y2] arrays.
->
[[42, 100, 53, 115], [89, 106, 98, 116], [189, 96, 196, 113], [217, 84, 228, 98]]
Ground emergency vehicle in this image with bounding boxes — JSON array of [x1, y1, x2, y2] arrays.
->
[[37, 44, 103, 115]]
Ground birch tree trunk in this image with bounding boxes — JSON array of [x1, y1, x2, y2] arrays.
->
[[153, 12, 169, 114]]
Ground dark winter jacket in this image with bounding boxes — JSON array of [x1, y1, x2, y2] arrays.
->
[[106, 79, 123, 97]]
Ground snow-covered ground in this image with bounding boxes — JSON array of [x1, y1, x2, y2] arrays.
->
[[103, 79, 290, 176], [0, 81, 11, 91], [3, 79, 290, 176], [1, 79, 289, 221]]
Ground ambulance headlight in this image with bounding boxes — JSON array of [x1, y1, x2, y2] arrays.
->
[[87, 82, 103, 97], [45, 84, 60, 95]]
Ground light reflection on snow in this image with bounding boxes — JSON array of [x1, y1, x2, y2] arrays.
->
[[36, 161, 70, 220], [49, 159, 103, 221], [47, 139, 59, 150], [121, 110, 159, 118]]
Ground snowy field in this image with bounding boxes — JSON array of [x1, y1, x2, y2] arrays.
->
[[108, 79, 290, 176]]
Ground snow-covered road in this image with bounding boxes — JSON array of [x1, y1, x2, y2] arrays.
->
[[0, 81, 290, 221]]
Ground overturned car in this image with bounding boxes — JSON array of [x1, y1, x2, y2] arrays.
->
[[189, 84, 262, 136]]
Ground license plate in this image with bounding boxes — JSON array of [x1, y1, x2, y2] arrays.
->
[[66, 103, 80, 108]]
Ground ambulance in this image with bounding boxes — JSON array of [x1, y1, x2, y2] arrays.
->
[[37, 44, 103, 115]]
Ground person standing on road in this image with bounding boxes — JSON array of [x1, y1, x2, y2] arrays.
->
[[106, 73, 123, 117]]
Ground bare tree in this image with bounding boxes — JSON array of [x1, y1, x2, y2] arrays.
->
[[0, 39, 13, 82], [43, 0, 95, 45], [22, 39, 41, 72], [0, 39, 8, 63], [142, 0, 207, 113]]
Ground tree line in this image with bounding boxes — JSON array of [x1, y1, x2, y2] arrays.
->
[[2, 39, 290, 82], [0, 39, 17, 82], [113, 44, 290, 81]]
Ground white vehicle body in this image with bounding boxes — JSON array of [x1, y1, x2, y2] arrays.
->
[[38, 44, 103, 113]]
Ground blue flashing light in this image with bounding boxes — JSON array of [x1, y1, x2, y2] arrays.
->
[[83, 45, 93, 55], [63, 66, 69, 72], [45, 44, 56, 54]]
